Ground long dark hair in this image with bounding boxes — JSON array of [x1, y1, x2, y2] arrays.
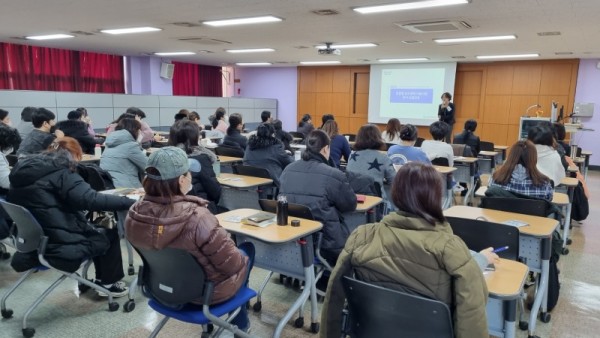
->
[[298, 114, 311, 127], [248, 123, 280, 150], [464, 119, 477, 134], [212, 108, 226, 128], [110, 113, 136, 125], [385, 118, 402, 139], [354, 124, 385, 151], [492, 140, 550, 186], [391, 162, 445, 225], [302, 129, 330, 161], [115, 118, 141, 140], [169, 120, 200, 154]]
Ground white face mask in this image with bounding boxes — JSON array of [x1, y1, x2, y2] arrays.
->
[[2, 147, 13, 155], [181, 174, 193, 195], [137, 134, 143, 143]]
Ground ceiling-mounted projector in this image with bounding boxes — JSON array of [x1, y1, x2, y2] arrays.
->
[[318, 42, 341, 56]]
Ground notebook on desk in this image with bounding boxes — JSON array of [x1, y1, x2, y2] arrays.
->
[[242, 212, 276, 228]]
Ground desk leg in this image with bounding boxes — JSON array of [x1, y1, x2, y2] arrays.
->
[[528, 238, 551, 337], [584, 155, 590, 180], [562, 187, 574, 252], [504, 299, 517, 338], [463, 176, 475, 206]]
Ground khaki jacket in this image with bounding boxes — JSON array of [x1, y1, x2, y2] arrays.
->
[[321, 211, 488, 338]]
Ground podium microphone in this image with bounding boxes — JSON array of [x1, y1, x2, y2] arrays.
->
[[525, 104, 541, 117]]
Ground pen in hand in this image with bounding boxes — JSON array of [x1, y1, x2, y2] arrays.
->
[[492, 246, 509, 253]]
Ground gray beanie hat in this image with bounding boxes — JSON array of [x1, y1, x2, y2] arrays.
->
[[146, 146, 190, 180]]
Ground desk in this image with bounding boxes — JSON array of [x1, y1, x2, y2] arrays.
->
[[478, 151, 499, 174], [453, 157, 479, 206], [580, 150, 592, 180], [486, 259, 528, 338], [218, 156, 243, 164], [96, 132, 107, 138], [558, 177, 578, 253], [344, 196, 383, 231], [217, 209, 323, 338], [217, 173, 273, 210], [81, 154, 101, 163], [572, 157, 585, 176], [434, 165, 457, 209], [493, 145, 508, 164], [290, 144, 306, 150], [444, 206, 558, 338]]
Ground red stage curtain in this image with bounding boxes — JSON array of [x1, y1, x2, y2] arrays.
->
[[0, 42, 124, 93], [172, 61, 222, 97]]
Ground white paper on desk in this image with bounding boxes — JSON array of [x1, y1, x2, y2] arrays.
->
[[224, 215, 243, 223], [454, 156, 465, 160], [503, 220, 528, 227]]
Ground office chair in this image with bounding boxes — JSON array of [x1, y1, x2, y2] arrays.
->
[[6, 154, 18, 167], [289, 131, 305, 142], [341, 276, 453, 338], [480, 141, 495, 152], [415, 137, 425, 147], [385, 143, 395, 151], [234, 165, 277, 198], [215, 145, 244, 158], [134, 247, 256, 338], [0, 201, 125, 338], [431, 157, 450, 167]]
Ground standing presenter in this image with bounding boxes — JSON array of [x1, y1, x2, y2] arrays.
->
[[438, 92, 455, 143]]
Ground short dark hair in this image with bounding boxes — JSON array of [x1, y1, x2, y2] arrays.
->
[[321, 114, 334, 128], [261, 110, 271, 122], [0, 109, 8, 121], [115, 118, 142, 140], [0, 123, 21, 152], [126, 107, 146, 119], [248, 123, 279, 150], [174, 113, 188, 122], [464, 119, 477, 133], [354, 124, 385, 151], [527, 124, 554, 147], [178, 109, 190, 116], [429, 121, 449, 141], [302, 129, 330, 161], [552, 123, 566, 141], [21, 107, 37, 122], [67, 110, 83, 120], [111, 113, 136, 125], [31, 108, 55, 128], [227, 113, 243, 135], [169, 120, 200, 153], [76, 107, 88, 116], [391, 162, 445, 225], [441, 92, 452, 100], [189, 111, 200, 121], [400, 124, 418, 141]]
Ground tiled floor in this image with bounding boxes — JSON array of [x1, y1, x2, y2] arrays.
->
[[0, 171, 599, 338]]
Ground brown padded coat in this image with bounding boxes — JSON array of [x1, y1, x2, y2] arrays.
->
[[125, 195, 248, 305], [321, 211, 488, 338]]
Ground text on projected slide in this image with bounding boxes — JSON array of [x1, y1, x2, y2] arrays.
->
[[389, 88, 434, 103]]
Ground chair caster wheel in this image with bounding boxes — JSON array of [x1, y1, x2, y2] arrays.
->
[[127, 266, 135, 276], [22, 327, 35, 338], [567, 238, 572, 245], [285, 277, 293, 287], [78, 284, 91, 293], [294, 317, 304, 328], [519, 321, 528, 330], [123, 300, 135, 313], [311, 322, 320, 333], [562, 248, 569, 255], [528, 335, 540, 338], [293, 278, 301, 289], [108, 302, 119, 312], [1, 252, 10, 259], [1, 308, 13, 318], [540, 312, 551, 323], [252, 301, 262, 312], [279, 274, 285, 284]]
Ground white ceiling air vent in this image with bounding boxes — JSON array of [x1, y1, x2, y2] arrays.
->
[[396, 20, 471, 33], [177, 37, 232, 45]]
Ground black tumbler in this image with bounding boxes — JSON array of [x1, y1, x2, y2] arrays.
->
[[277, 195, 289, 226]]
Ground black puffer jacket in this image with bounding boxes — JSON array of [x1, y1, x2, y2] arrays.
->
[[243, 138, 293, 187], [279, 152, 357, 254], [189, 153, 222, 214], [7, 152, 135, 271], [56, 120, 97, 154]]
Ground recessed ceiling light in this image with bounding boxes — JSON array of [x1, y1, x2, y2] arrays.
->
[[315, 43, 378, 49], [476, 53, 539, 60], [154, 51, 196, 56], [537, 31, 561, 36], [299, 61, 342, 65], [226, 48, 275, 53], [25, 34, 74, 40], [378, 58, 429, 62], [236, 62, 272, 66], [100, 27, 162, 35], [554, 52, 573, 55], [354, 0, 469, 14], [451, 56, 466, 59], [434, 35, 516, 44], [402, 40, 423, 44], [203, 16, 282, 27]]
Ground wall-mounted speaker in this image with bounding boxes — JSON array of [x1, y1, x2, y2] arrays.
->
[[160, 62, 175, 79]]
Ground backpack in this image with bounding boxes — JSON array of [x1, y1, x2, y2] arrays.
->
[[547, 230, 563, 312], [571, 181, 589, 221]]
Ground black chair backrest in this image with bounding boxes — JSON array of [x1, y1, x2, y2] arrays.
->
[[258, 199, 315, 220], [576, 146, 582, 158], [136, 247, 207, 309], [431, 157, 450, 166], [6, 154, 18, 167], [234, 165, 271, 180], [415, 137, 425, 147], [77, 164, 116, 191], [215, 146, 244, 158], [289, 131, 305, 141], [0, 201, 44, 254], [480, 141, 494, 152], [343, 134, 356, 142], [385, 143, 395, 151], [480, 197, 547, 217], [342, 276, 453, 338], [204, 124, 212, 131], [445, 216, 519, 260]]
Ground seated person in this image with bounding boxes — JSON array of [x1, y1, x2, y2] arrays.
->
[[453, 119, 481, 156], [489, 140, 553, 201], [169, 120, 221, 214], [16, 107, 37, 141], [346, 124, 395, 190], [273, 119, 294, 153], [126, 107, 154, 146], [552, 122, 571, 156], [56, 110, 97, 154], [421, 121, 454, 167], [223, 113, 247, 150], [188, 111, 204, 130], [381, 118, 402, 145], [243, 123, 293, 187], [8, 137, 135, 296], [387, 124, 431, 166], [279, 130, 357, 268], [320, 114, 334, 129], [17, 108, 64, 157], [0, 123, 21, 239], [527, 125, 565, 186], [297, 114, 314, 137], [321, 162, 495, 338], [260, 110, 273, 123], [211, 107, 228, 134], [125, 147, 253, 333], [321, 120, 350, 168]]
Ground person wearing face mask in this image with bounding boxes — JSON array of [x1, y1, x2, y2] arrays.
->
[[16, 108, 64, 157], [0, 109, 13, 127], [0, 123, 21, 194], [125, 147, 255, 334], [438, 92, 456, 143], [100, 118, 148, 189]]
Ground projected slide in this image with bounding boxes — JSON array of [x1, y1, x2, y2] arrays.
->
[[368, 63, 457, 126]]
